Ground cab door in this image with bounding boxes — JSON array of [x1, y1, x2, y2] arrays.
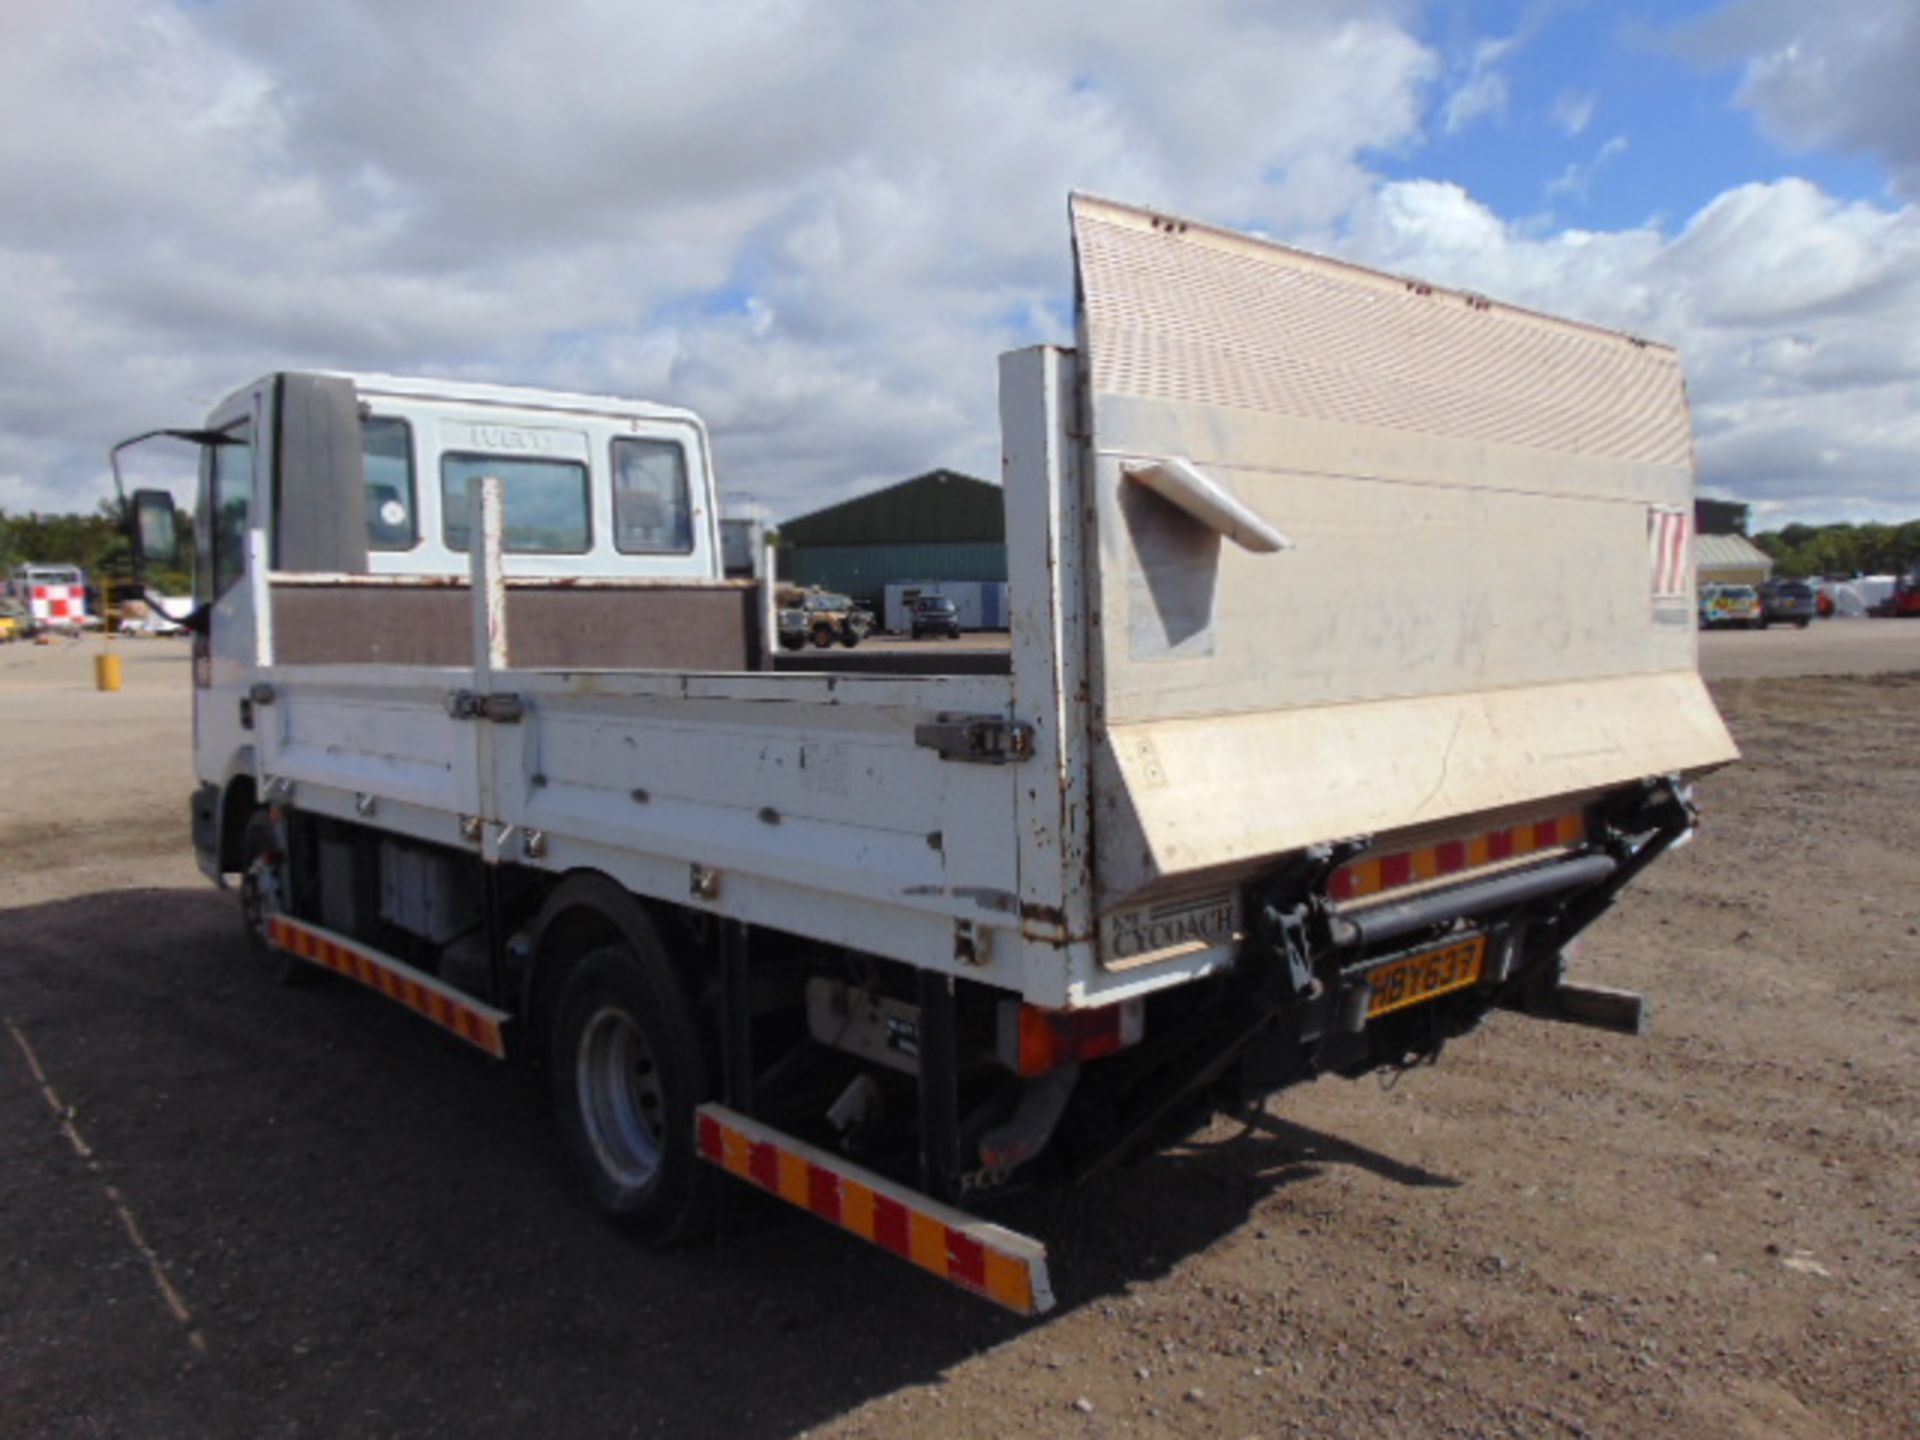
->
[[193, 385, 267, 796]]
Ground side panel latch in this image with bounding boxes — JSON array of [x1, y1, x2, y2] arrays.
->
[[446, 690, 525, 724], [914, 714, 1034, 765]]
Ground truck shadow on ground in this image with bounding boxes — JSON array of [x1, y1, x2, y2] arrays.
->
[[1, 887, 1458, 1439]]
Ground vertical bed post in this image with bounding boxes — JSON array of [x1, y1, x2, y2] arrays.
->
[[469, 477, 509, 875]]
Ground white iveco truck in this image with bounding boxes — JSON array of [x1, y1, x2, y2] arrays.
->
[[118, 197, 1736, 1313]]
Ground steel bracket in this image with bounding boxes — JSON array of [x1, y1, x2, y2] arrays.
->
[[446, 690, 525, 724], [914, 714, 1034, 765]]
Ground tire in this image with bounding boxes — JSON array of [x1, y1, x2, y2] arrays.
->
[[839, 625, 861, 648], [551, 941, 712, 1241], [810, 623, 835, 649], [778, 633, 804, 652], [237, 811, 313, 985]]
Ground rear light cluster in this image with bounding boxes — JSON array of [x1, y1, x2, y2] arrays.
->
[[997, 999, 1144, 1077]]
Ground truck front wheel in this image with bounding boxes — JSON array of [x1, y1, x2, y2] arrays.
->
[[238, 811, 312, 986], [551, 942, 711, 1241]]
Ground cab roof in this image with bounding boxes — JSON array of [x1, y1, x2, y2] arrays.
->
[[213, 371, 704, 429]]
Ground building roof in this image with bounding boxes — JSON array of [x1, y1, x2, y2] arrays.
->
[[782, 470, 1003, 546], [1696, 533, 1775, 571]]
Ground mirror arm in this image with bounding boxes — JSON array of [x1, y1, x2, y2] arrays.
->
[[143, 588, 210, 637]]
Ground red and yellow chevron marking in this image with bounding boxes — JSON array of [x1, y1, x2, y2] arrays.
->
[[263, 915, 508, 1059], [695, 1103, 1055, 1317], [1329, 809, 1587, 905]]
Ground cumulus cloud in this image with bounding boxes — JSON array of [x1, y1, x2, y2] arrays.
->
[[1685, 0, 1920, 198], [1346, 177, 1920, 523], [0, 0, 1914, 528], [0, 0, 1436, 516]]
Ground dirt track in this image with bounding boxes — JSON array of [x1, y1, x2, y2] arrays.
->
[[3, 634, 1917, 1438]]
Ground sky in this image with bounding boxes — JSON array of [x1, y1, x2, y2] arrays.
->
[[2, 0, 1916, 528]]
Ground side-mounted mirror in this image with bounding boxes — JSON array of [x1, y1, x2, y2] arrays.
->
[[123, 485, 207, 635], [111, 423, 243, 639], [130, 488, 178, 570]]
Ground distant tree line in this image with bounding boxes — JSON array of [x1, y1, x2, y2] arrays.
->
[[0, 500, 194, 593], [1753, 519, 1920, 579]]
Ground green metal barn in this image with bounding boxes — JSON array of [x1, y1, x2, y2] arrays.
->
[[779, 470, 1006, 607]]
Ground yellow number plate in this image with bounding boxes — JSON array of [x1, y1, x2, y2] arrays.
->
[[1365, 935, 1486, 1019]]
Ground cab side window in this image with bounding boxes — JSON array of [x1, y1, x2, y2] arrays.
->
[[362, 416, 417, 550], [204, 421, 254, 601]]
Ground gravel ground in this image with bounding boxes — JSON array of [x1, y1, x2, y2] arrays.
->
[[1696, 619, 1920, 680], [2, 634, 1916, 1438]]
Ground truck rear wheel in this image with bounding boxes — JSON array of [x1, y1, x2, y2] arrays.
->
[[551, 941, 711, 1241]]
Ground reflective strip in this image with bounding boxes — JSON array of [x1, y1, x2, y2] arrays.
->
[[263, 915, 508, 1059], [695, 1103, 1054, 1316], [1329, 809, 1586, 903]]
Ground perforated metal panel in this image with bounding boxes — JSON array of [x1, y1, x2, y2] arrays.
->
[[1075, 199, 1691, 468]]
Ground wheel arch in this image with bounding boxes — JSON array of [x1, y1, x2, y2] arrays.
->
[[518, 870, 693, 1064], [216, 750, 260, 873]]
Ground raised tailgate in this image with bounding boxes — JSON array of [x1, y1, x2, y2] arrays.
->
[[1070, 195, 1737, 906]]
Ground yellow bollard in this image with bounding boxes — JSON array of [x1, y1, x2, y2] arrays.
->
[[95, 649, 122, 692]]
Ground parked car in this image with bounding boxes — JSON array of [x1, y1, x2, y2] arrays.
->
[[1757, 580, 1816, 629], [910, 594, 962, 639], [777, 590, 870, 650], [1699, 583, 1762, 630], [1887, 568, 1920, 618]]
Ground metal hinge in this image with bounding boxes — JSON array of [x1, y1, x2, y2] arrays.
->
[[446, 690, 526, 724], [914, 714, 1034, 765]]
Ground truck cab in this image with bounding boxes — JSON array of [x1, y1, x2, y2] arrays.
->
[[146, 371, 735, 880]]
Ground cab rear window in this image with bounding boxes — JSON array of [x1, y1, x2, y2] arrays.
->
[[441, 454, 592, 553], [611, 438, 694, 555]]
